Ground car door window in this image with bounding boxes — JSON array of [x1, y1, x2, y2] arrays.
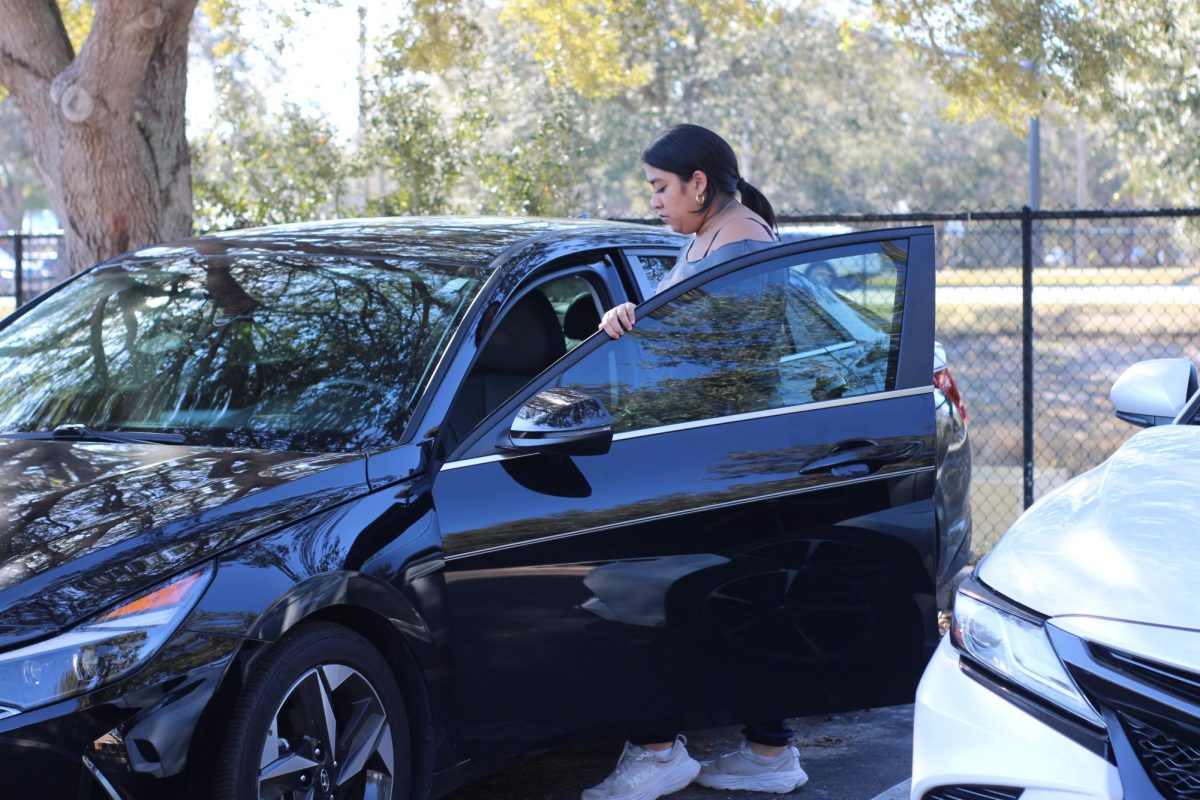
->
[[440, 269, 605, 451], [545, 242, 908, 434], [779, 244, 905, 405], [542, 274, 603, 351], [626, 252, 677, 298]]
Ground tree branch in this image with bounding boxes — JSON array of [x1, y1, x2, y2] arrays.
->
[[0, 0, 73, 98], [54, 0, 194, 122]]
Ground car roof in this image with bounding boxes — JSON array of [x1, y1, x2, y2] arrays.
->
[[120, 216, 681, 273]]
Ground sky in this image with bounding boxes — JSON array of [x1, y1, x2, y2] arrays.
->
[[188, 3, 379, 142]]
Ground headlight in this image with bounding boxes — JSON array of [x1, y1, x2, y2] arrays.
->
[[0, 563, 214, 711], [952, 589, 1103, 727]]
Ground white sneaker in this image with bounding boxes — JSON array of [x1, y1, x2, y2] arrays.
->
[[694, 739, 809, 793], [581, 736, 701, 800]]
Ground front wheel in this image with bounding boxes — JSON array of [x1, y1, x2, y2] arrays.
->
[[215, 622, 411, 800]]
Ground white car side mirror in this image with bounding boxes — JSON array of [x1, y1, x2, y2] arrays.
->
[[1110, 358, 1198, 427]]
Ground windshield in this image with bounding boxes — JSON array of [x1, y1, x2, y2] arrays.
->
[[0, 253, 482, 452]]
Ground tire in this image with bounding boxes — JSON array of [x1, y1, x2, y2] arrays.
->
[[214, 622, 411, 800]]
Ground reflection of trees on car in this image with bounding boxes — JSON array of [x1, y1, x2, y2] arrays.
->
[[559, 286, 786, 433], [0, 255, 479, 451], [558, 261, 902, 434]]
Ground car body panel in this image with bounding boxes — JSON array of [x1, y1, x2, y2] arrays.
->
[[978, 423, 1200, 629], [912, 637, 1121, 800], [436, 396, 937, 763], [932, 378, 972, 601], [1051, 614, 1200, 676], [0, 438, 365, 646]]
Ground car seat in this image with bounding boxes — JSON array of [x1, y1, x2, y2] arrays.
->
[[562, 293, 601, 342], [442, 289, 567, 452]]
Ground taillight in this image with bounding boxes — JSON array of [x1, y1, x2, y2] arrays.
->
[[934, 366, 967, 421]]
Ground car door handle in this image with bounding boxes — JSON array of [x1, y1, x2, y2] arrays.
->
[[798, 439, 923, 478]]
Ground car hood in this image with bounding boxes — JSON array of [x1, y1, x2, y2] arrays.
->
[[0, 437, 367, 649], [979, 424, 1200, 630]]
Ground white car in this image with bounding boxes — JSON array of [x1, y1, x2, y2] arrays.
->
[[912, 358, 1200, 800]]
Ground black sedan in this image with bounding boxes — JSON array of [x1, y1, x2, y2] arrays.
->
[[0, 217, 967, 799]]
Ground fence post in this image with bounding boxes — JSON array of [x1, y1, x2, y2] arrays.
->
[[1021, 205, 1034, 509], [13, 233, 22, 307]]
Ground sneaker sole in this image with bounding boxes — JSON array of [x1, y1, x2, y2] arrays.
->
[[583, 757, 702, 800], [693, 770, 809, 793]]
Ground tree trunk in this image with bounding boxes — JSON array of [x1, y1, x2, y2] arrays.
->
[[0, 0, 197, 273]]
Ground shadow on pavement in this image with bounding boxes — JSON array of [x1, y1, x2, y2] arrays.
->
[[444, 705, 914, 800]]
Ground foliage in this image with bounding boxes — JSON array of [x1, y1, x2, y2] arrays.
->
[[356, 1, 588, 218], [0, 99, 47, 231], [203, 0, 1175, 219], [356, 79, 484, 217], [1108, 8, 1200, 203], [474, 97, 586, 216], [59, 0, 94, 51], [871, 0, 1199, 201], [190, 1, 364, 230], [196, 0, 341, 59], [192, 98, 350, 231], [379, 0, 484, 75], [871, 0, 1177, 125], [499, 0, 775, 99]]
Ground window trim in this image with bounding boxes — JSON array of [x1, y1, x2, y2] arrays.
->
[[441, 384, 933, 470]]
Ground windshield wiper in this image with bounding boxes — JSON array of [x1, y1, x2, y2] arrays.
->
[[0, 424, 188, 444]]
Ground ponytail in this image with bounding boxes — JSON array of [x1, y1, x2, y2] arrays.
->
[[736, 177, 776, 232]]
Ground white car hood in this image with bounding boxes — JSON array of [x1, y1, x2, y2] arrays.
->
[[979, 424, 1200, 631]]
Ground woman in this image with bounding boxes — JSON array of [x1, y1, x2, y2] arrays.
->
[[584, 124, 809, 800], [598, 123, 778, 339]]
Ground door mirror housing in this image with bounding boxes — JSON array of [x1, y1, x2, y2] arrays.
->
[[1110, 358, 1198, 427], [502, 388, 614, 456]]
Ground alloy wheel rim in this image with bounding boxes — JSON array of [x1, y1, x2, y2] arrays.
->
[[257, 663, 394, 800]]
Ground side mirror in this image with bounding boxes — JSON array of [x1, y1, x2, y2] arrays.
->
[[502, 388, 614, 456], [1110, 358, 1198, 427]]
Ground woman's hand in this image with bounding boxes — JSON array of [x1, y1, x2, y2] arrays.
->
[[599, 302, 637, 339]]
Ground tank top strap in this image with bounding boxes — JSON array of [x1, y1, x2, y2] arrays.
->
[[699, 219, 777, 259], [699, 226, 727, 259]]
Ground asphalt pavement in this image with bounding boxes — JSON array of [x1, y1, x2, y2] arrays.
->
[[444, 705, 914, 800]]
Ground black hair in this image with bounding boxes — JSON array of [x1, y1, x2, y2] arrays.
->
[[641, 123, 777, 230]]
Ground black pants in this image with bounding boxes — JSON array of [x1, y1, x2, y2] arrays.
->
[[631, 719, 794, 749]]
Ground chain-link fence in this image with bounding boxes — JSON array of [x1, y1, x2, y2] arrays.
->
[[771, 208, 1200, 555], [6, 211, 1200, 555]]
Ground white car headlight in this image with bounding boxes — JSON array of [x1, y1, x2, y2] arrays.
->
[[0, 563, 213, 712], [952, 590, 1103, 727]]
